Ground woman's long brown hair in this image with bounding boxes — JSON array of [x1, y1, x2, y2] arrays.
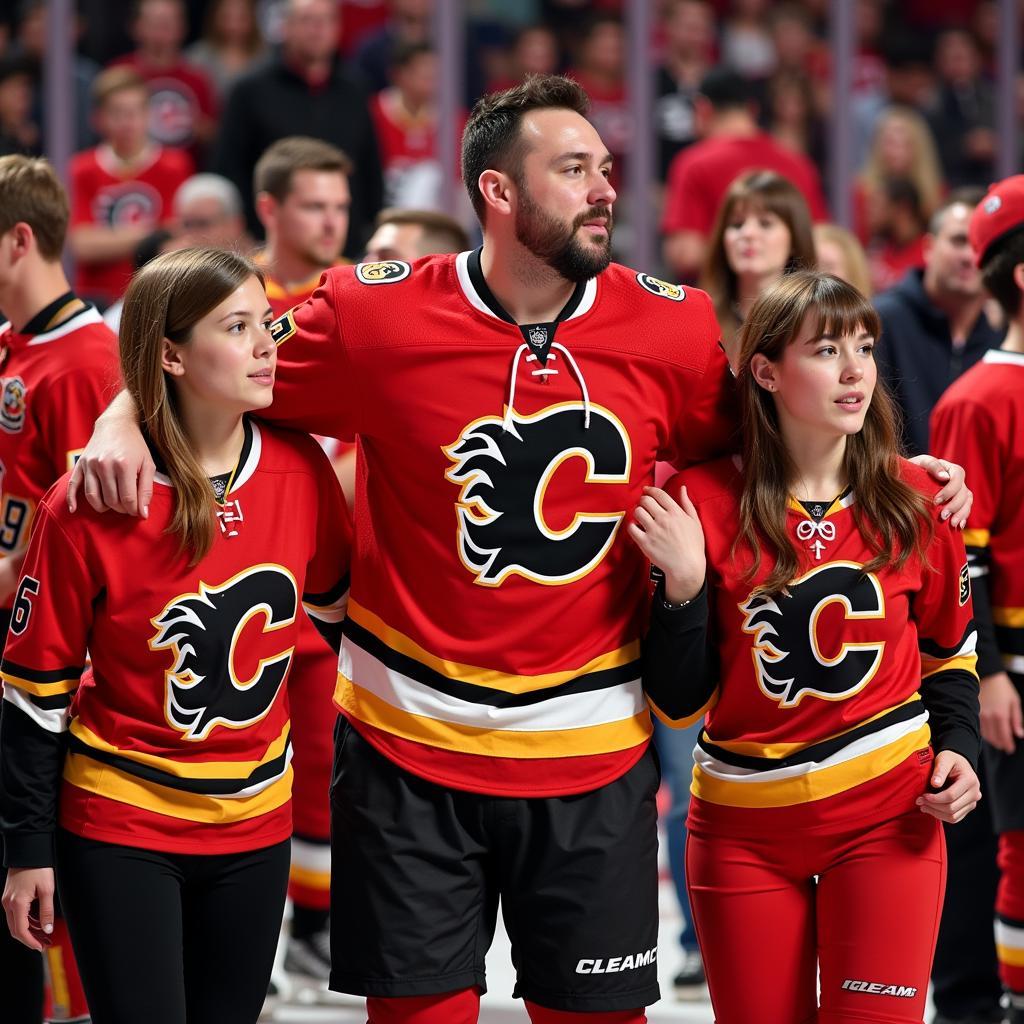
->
[[735, 270, 931, 594], [700, 169, 818, 343], [118, 247, 264, 564]]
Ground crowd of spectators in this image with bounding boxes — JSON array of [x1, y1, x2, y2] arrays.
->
[[0, 0, 1016, 301]]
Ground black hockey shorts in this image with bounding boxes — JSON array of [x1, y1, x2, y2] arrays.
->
[[55, 829, 289, 1024], [329, 719, 662, 1013], [983, 672, 1024, 833]]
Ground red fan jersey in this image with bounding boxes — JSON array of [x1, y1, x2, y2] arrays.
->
[[266, 251, 737, 797], [659, 457, 977, 818], [0, 302, 119, 608], [70, 144, 194, 303], [0, 420, 351, 856], [931, 349, 1024, 678]]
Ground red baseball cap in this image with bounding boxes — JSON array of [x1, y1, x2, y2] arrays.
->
[[969, 175, 1024, 266]]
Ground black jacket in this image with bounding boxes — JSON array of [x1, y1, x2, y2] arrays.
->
[[873, 269, 1002, 456], [213, 54, 383, 257]]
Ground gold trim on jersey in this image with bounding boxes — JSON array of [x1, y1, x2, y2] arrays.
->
[[68, 720, 291, 780], [648, 689, 718, 730], [63, 754, 293, 823], [994, 607, 1024, 628], [0, 668, 79, 697], [289, 864, 331, 891], [963, 528, 991, 549], [709, 694, 923, 759], [346, 598, 639, 695], [334, 675, 653, 758], [691, 717, 930, 808]]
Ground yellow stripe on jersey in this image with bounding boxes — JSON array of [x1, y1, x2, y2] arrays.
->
[[289, 864, 331, 891], [710, 694, 923, 759], [63, 753, 293, 823], [335, 675, 653, 758], [0, 670, 79, 697], [963, 528, 991, 549], [921, 653, 979, 679], [691, 720, 931, 808], [648, 690, 718, 730], [347, 598, 639, 695], [997, 945, 1024, 968], [993, 607, 1024, 628], [68, 720, 291, 780]]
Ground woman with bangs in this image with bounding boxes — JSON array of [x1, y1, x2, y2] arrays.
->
[[633, 271, 981, 1024], [700, 168, 818, 346]]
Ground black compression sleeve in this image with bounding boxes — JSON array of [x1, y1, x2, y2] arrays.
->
[[921, 668, 982, 770], [969, 567, 1004, 678], [642, 582, 716, 723], [0, 701, 66, 868]]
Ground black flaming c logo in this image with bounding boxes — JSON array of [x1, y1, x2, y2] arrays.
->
[[443, 403, 631, 586], [150, 565, 298, 741]]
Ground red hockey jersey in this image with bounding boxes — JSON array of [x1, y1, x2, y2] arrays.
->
[[0, 420, 351, 856], [70, 144, 194, 302], [266, 251, 737, 796], [0, 303, 119, 609], [931, 349, 1024, 678], [658, 457, 977, 813]]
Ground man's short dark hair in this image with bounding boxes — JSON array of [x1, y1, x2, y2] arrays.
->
[[698, 68, 755, 112], [981, 229, 1024, 319], [461, 74, 590, 225], [253, 136, 353, 202], [375, 207, 470, 255], [390, 40, 433, 70], [928, 186, 985, 236]]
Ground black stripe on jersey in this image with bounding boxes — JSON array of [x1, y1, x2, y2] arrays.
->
[[918, 621, 977, 660], [304, 572, 351, 608], [697, 701, 924, 771], [30, 693, 72, 711], [998, 912, 1024, 929], [66, 731, 292, 796], [995, 625, 1024, 656], [343, 619, 640, 708], [1, 659, 86, 685]]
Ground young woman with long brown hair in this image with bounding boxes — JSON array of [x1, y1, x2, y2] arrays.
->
[[0, 247, 350, 1024], [633, 271, 981, 1024], [700, 168, 818, 345]]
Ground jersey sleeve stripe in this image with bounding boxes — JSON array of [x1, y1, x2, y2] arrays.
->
[[0, 669, 81, 697], [921, 653, 979, 680], [648, 690, 717, 729], [994, 607, 1024, 628], [302, 573, 350, 609], [963, 528, 991, 548], [2, 686, 69, 734], [918, 623, 979, 660], [0, 659, 87, 686]]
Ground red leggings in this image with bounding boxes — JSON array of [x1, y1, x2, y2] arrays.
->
[[996, 830, 1024, 994], [366, 990, 645, 1023], [686, 808, 945, 1024]]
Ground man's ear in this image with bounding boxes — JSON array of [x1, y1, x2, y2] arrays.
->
[[477, 169, 514, 221]]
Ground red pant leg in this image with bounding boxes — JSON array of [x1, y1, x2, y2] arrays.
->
[[816, 809, 945, 1024], [996, 830, 1024, 996], [685, 828, 817, 1024], [367, 988, 481, 1023], [524, 1004, 646, 1023], [288, 615, 337, 910]]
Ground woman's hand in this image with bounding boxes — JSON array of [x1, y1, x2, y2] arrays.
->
[[66, 391, 153, 516], [917, 750, 981, 824], [628, 485, 705, 603], [908, 455, 972, 529], [2, 866, 55, 950]]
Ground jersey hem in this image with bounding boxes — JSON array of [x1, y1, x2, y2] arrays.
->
[[343, 714, 649, 797], [58, 816, 293, 856]]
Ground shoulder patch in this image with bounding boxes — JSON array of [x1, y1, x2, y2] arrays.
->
[[356, 260, 411, 285], [270, 310, 296, 346], [636, 273, 685, 301], [959, 562, 971, 606]]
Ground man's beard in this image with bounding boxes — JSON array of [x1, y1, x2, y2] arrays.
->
[[514, 185, 613, 282]]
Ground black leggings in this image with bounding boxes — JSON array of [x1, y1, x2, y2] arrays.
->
[[0, 866, 44, 1023], [55, 830, 289, 1024]]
